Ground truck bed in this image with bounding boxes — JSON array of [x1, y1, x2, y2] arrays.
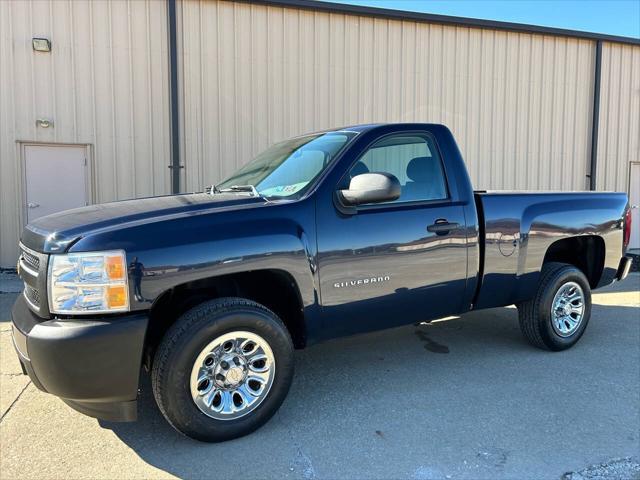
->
[[473, 191, 628, 310]]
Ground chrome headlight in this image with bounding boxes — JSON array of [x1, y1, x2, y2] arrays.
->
[[48, 251, 129, 314]]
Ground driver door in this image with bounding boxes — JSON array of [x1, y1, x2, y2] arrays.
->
[[315, 131, 469, 338]]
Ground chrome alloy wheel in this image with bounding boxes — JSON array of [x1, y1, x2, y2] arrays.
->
[[190, 331, 275, 421], [551, 281, 585, 337]]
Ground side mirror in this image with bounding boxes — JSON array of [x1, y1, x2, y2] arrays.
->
[[338, 172, 401, 207]]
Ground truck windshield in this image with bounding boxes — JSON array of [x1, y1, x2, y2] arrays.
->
[[215, 131, 358, 199]]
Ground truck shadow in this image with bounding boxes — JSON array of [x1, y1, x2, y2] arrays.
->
[[99, 296, 639, 479]]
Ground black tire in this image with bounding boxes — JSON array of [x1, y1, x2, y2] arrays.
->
[[517, 262, 592, 351], [151, 297, 294, 442]]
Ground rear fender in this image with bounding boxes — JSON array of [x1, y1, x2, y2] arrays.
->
[[475, 193, 626, 309]]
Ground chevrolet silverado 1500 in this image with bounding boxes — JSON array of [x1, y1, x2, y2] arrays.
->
[[12, 124, 633, 442]]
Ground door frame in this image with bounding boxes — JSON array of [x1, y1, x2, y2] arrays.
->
[[628, 161, 640, 194], [17, 141, 94, 228], [628, 161, 640, 249]]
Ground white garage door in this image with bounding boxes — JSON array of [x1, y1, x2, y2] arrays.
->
[[24, 145, 89, 223]]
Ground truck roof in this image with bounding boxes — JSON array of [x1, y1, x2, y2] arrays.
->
[[302, 122, 447, 136]]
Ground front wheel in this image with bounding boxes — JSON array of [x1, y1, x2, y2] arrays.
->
[[151, 298, 294, 442], [517, 262, 592, 351]]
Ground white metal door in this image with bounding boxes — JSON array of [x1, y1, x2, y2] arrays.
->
[[24, 145, 89, 223], [629, 163, 640, 250]]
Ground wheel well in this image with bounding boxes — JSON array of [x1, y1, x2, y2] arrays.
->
[[543, 235, 605, 288], [144, 270, 306, 368]]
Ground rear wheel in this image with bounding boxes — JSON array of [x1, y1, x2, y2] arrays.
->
[[517, 262, 592, 351], [151, 297, 294, 442]]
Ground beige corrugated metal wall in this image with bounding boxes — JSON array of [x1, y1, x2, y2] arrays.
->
[[1, 0, 637, 267], [179, 0, 596, 195], [0, 0, 171, 266], [596, 42, 640, 192]]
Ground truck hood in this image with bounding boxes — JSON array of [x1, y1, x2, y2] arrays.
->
[[21, 192, 268, 253]]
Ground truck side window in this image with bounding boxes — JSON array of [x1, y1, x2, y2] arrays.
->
[[348, 134, 448, 204]]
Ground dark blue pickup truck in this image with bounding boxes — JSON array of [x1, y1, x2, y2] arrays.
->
[[12, 124, 633, 442]]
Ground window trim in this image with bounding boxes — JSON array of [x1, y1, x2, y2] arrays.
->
[[336, 130, 452, 211]]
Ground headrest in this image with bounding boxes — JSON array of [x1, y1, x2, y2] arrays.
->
[[406, 156, 435, 182], [350, 161, 370, 178]]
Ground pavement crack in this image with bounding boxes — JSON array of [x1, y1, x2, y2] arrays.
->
[[292, 447, 316, 480], [0, 380, 31, 424], [279, 411, 317, 479]]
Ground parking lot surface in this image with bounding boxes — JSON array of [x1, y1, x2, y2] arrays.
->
[[1, 272, 639, 479]]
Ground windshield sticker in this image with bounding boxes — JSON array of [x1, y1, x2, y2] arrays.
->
[[261, 182, 308, 197]]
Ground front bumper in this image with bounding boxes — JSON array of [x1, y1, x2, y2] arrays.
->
[[11, 295, 148, 422], [616, 256, 632, 281]]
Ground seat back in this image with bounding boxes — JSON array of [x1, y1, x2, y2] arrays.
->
[[402, 156, 447, 201]]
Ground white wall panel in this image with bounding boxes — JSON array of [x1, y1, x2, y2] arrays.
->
[[0, 0, 171, 266], [180, 0, 596, 198], [596, 42, 640, 192]]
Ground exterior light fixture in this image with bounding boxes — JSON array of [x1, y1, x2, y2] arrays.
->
[[32, 38, 51, 52], [35, 118, 53, 128]]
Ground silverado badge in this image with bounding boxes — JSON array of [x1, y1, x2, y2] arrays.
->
[[333, 275, 391, 288]]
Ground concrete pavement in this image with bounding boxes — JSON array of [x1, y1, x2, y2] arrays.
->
[[1, 273, 639, 479]]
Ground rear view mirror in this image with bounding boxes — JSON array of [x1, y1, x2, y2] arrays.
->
[[338, 172, 401, 207]]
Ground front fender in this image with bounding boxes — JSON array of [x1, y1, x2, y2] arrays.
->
[[68, 210, 318, 314]]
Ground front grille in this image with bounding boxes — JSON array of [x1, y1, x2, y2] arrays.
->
[[24, 284, 40, 307], [20, 248, 40, 271], [17, 243, 49, 317]]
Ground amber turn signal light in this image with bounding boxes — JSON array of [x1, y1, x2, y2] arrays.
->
[[106, 255, 125, 280], [107, 285, 128, 309]]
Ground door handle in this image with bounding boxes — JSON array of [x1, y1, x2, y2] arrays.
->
[[27, 203, 40, 209], [427, 219, 460, 235]]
